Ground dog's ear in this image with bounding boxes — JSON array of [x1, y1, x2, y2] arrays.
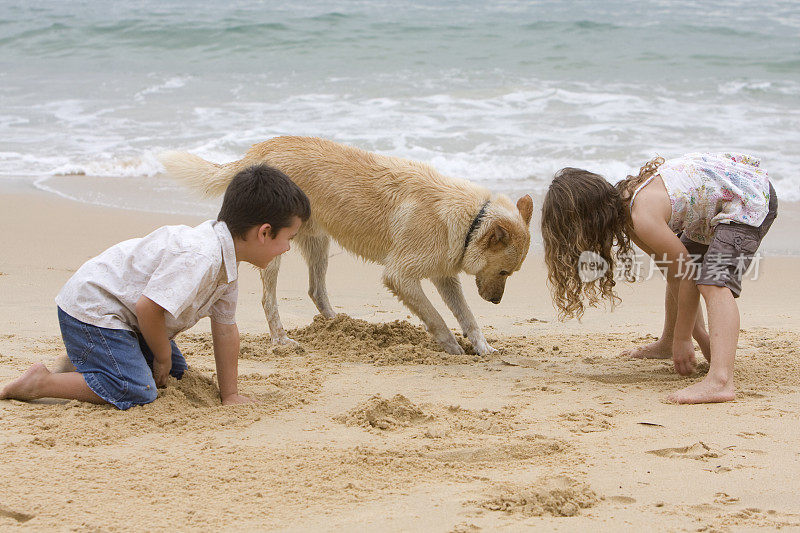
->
[[517, 194, 533, 226], [486, 222, 510, 250]]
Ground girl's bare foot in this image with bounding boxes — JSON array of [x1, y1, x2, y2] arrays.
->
[[666, 376, 735, 404], [0, 362, 50, 401], [620, 338, 672, 359], [695, 331, 711, 362], [623, 335, 710, 362]]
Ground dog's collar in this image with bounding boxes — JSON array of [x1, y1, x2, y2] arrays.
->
[[464, 200, 490, 250]]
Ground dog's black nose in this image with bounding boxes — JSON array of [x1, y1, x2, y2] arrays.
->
[[490, 297, 501, 304]]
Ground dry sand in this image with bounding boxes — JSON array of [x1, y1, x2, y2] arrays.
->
[[1, 187, 800, 532]]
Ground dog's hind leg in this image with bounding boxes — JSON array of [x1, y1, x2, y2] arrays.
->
[[432, 275, 496, 356], [383, 269, 464, 355], [260, 256, 297, 345], [297, 232, 336, 318]]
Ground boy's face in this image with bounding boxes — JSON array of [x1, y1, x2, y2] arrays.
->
[[252, 216, 302, 269]]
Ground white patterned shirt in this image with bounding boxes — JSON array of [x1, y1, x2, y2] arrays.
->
[[631, 153, 771, 245], [56, 220, 238, 338]]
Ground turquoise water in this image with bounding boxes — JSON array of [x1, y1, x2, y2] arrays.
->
[[1, 0, 799, 209]]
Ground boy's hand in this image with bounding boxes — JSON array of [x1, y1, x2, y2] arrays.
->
[[135, 296, 173, 388], [153, 358, 172, 388], [672, 339, 697, 376], [221, 393, 256, 405]]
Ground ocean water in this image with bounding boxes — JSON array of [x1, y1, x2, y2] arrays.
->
[[1, 0, 799, 214]]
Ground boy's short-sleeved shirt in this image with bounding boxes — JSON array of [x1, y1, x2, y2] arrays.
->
[[56, 220, 238, 338]]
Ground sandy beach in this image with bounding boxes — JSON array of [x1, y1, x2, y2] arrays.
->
[[1, 185, 800, 531]]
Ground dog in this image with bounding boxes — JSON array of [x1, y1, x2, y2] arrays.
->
[[159, 136, 532, 355]]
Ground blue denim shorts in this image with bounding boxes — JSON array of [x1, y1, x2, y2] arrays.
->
[[58, 307, 187, 410]]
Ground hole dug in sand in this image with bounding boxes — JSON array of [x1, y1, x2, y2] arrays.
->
[[290, 314, 479, 364], [156, 368, 222, 408], [335, 394, 433, 430], [478, 475, 599, 517]]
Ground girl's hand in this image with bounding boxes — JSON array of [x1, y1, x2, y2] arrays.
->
[[671, 339, 697, 376]]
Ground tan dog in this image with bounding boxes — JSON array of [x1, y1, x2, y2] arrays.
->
[[160, 136, 532, 355]]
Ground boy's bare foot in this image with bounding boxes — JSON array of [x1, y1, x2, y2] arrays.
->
[[666, 376, 735, 404], [620, 338, 672, 359], [0, 362, 50, 401]]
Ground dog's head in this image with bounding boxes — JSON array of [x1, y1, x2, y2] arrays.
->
[[464, 195, 533, 304]]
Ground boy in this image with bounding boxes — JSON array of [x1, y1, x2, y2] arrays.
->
[[1, 164, 310, 409]]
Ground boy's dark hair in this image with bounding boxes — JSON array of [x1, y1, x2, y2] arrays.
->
[[217, 164, 310, 239]]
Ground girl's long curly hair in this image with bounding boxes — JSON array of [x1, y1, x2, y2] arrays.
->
[[614, 156, 665, 208], [539, 159, 649, 320], [541, 158, 665, 320]]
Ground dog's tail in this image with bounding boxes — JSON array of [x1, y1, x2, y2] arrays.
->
[[158, 151, 248, 197]]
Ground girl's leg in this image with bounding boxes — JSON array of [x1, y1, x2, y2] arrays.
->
[[621, 281, 675, 358], [0, 362, 106, 404], [693, 306, 711, 362], [621, 278, 711, 359], [667, 284, 737, 404]]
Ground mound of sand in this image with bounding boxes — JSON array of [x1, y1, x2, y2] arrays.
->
[[335, 394, 433, 430], [2, 366, 325, 449], [479, 476, 599, 517], [157, 368, 221, 408], [289, 314, 479, 365]]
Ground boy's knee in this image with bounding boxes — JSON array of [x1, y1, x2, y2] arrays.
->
[[126, 376, 159, 406], [139, 382, 159, 404], [115, 384, 158, 409]]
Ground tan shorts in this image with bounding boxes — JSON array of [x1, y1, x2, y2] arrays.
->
[[680, 183, 778, 298]]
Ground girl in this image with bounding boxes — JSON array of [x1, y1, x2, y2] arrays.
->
[[541, 153, 777, 404]]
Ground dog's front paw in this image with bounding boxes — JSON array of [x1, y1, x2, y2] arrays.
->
[[474, 342, 497, 357], [439, 337, 465, 355], [271, 335, 300, 347]]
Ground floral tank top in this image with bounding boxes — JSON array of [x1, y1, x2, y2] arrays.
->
[[630, 152, 771, 245]]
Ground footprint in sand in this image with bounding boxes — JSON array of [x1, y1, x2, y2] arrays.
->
[[647, 441, 723, 460], [738, 431, 768, 439], [500, 354, 539, 367], [0, 506, 34, 523], [609, 495, 637, 504], [714, 492, 740, 505], [559, 409, 615, 433], [478, 475, 598, 517]]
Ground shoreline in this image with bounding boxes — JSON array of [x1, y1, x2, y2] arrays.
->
[[5, 173, 800, 257]]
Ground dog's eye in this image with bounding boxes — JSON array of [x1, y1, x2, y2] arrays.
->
[[500, 270, 510, 276]]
